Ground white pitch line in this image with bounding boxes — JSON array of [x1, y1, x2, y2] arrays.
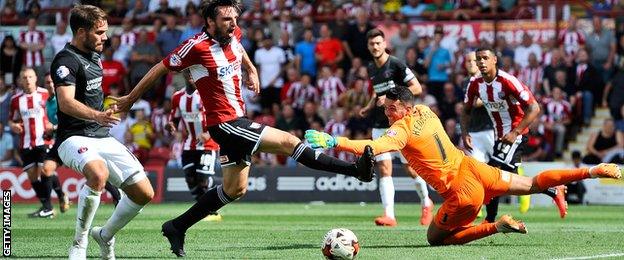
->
[[552, 252, 624, 260]]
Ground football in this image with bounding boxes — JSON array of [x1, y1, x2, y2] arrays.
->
[[321, 228, 360, 260]]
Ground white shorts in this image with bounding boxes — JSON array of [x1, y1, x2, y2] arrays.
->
[[372, 128, 407, 163], [467, 129, 495, 163], [58, 136, 147, 188]]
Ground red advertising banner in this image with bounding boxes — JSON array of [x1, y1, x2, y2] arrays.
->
[[0, 165, 164, 203]]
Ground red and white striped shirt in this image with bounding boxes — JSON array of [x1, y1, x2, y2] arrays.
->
[[9, 88, 50, 149], [19, 30, 45, 67], [120, 31, 137, 47], [543, 98, 571, 123], [317, 76, 346, 109], [324, 119, 355, 161], [518, 65, 544, 95], [170, 89, 219, 151], [286, 82, 319, 109], [163, 28, 246, 127], [464, 70, 536, 139], [558, 30, 585, 56]]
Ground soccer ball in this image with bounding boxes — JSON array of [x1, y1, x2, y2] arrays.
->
[[321, 228, 360, 260]]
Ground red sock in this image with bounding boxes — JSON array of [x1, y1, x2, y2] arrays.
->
[[442, 223, 498, 245], [535, 168, 590, 191]]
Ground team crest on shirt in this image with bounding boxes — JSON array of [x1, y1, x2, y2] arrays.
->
[[56, 66, 70, 79], [497, 91, 506, 99], [77, 147, 88, 154], [219, 155, 229, 163], [386, 129, 397, 137], [169, 54, 182, 66], [249, 122, 261, 129]]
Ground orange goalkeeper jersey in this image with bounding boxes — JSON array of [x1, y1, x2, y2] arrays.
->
[[336, 105, 464, 196]]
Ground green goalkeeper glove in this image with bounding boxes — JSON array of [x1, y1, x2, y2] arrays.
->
[[304, 130, 337, 149]]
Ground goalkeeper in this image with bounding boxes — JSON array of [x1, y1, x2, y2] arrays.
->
[[305, 87, 621, 245]]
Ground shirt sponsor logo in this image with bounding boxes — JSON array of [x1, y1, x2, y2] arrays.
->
[[56, 66, 70, 79], [483, 101, 508, 112], [85, 77, 102, 91], [217, 62, 240, 80], [182, 112, 201, 122]]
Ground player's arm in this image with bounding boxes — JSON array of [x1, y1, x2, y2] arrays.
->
[[505, 84, 541, 143], [305, 121, 409, 156], [113, 61, 169, 113], [166, 95, 181, 134], [56, 85, 119, 127], [241, 48, 260, 93], [8, 98, 23, 134], [358, 92, 377, 117]]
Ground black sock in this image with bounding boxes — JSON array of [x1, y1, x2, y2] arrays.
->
[[541, 187, 557, 198], [172, 185, 233, 232], [33, 178, 53, 210], [105, 182, 121, 206], [291, 142, 357, 177], [49, 174, 64, 199], [485, 196, 500, 223]]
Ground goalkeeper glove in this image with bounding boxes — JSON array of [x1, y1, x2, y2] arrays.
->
[[304, 130, 337, 149]]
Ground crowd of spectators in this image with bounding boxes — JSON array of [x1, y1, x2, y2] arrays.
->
[[1, 0, 624, 168]]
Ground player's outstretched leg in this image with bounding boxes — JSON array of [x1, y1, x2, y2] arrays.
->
[[436, 214, 527, 245]]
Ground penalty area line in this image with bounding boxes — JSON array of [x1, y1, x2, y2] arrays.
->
[[552, 252, 624, 260]]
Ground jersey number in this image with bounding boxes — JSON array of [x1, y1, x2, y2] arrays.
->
[[433, 133, 448, 163]]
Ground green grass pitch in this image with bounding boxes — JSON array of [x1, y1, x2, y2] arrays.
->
[[9, 203, 624, 259]]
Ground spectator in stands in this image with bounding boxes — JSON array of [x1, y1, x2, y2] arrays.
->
[[543, 87, 572, 157], [278, 32, 295, 67], [345, 57, 363, 84], [315, 24, 344, 71], [523, 119, 551, 162], [269, 10, 294, 44], [400, 0, 427, 19], [151, 98, 171, 148], [241, 1, 263, 26], [19, 17, 46, 83], [255, 33, 286, 110], [414, 83, 438, 108], [0, 121, 14, 166], [181, 1, 198, 16], [325, 108, 353, 161], [454, 0, 482, 20], [50, 21, 72, 55], [317, 65, 346, 120], [126, 0, 150, 22], [110, 34, 131, 67], [339, 77, 369, 112], [603, 63, 624, 124], [147, 18, 163, 43], [0, 35, 23, 86], [519, 53, 544, 97], [179, 13, 203, 44], [439, 82, 460, 122], [315, 0, 335, 19], [481, 0, 506, 14], [293, 15, 318, 42], [616, 106, 624, 132], [390, 21, 417, 63], [585, 16, 616, 82], [543, 50, 567, 96], [559, 16, 585, 58], [286, 73, 318, 111], [131, 30, 161, 93], [501, 55, 519, 76], [275, 104, 304, 137], [342, 10, 375, 62], [425, 0, 452, 11], [295, 29, 317, 78], [327, 9, 349, 44], [151, 0, 178, 19], [22, 1, 51, 24], [129, 109, 155, 161], [572, 48, 603, 125], [583, 118, 624, 164], [0, 77, 11, 127], [102, 46, 128, 95], [514, 33, 542, 68], [0, 0, 19, 24], [120, 17, 137, 48], [156, 14, 181, 55], [424, 28, 451, 101], [110, 0, 129, 21], [300, 101, 324, 132], [445, 118, 461, 146], [292, 0, 312, 20], [495, 36, 514, 60]]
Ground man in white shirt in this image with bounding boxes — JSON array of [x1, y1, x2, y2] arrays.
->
[[50, 21, 72, 55], [254, 34, 286, 110], [514, 33, 542, 68]]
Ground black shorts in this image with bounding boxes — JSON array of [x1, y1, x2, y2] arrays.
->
[[181, 150, 218, 175], [43, 142, 63, 166], [208, 117, 266, 167], [20, 146, 48, 170], [488, 135, 528, 173]]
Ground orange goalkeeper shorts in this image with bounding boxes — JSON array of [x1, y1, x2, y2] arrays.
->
[[434, 155, 513, 231]]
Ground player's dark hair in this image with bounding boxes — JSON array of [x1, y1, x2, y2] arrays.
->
[[69, 5, 108, 34], [475, 46, 496, 56], [366, 28, 385, 40], [200, 0, 241, 21], [386, 87, 414, 105]]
